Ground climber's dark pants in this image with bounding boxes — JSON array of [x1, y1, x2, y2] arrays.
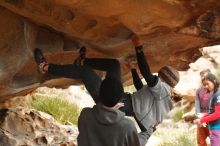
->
[[48, 64, 102, 103], [48, 58, 123, 104]]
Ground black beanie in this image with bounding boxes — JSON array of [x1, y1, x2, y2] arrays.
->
[[158, 66, 179, 88], [99, 78, 124, 107]]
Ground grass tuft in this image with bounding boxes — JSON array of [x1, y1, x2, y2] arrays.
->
[[158, 131, 196, 146], [155, 124, 196, 146], [29, 94, 79, 125], [170, 107, 184, 122]]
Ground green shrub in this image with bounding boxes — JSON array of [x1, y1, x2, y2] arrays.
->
[[29, 94, 79, 125], [171, 107, 184, 122]]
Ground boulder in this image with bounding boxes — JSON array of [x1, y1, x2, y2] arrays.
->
[[0, 107, 77, 146]]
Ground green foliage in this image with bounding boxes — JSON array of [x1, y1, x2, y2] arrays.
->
[[171, 107, 184, 122], [29, 94, 79, 125]]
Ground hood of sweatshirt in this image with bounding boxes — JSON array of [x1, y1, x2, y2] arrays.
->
[[94, 104, 125, 125]]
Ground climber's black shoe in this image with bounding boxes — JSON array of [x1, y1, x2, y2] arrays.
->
[[73, 46, 87, 66]]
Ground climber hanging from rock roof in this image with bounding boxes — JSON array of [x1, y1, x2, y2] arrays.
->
[[33, 34, 182, 146]]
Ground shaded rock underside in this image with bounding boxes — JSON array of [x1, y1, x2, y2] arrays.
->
[[1, 0, 220, 100]]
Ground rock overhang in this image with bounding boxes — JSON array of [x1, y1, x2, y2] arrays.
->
[[0, 0, 220, 99]]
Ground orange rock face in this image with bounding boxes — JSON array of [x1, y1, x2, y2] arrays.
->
[[0, 0, 220, 100]]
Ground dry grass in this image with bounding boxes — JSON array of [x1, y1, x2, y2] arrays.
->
[[149, 121, 197, 146], [26, 87, 80, 125]]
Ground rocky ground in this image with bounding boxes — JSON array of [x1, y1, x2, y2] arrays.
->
[[0, 107, 77, 146]]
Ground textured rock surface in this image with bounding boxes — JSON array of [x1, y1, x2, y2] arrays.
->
[[0, 107, 77, 146], [0, 0, 220, 100]]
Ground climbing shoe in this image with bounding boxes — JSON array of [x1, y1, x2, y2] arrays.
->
[[34, 48, 48, 74], [73, 46, 87, 66]]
